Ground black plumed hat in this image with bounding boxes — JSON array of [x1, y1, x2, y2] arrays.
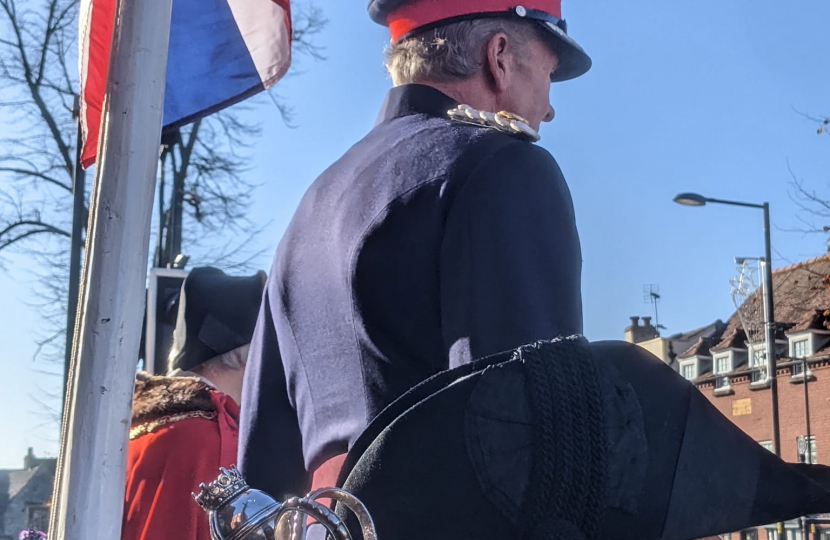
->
[[336, 338, 830, 540], [167, 267, 266, 373]]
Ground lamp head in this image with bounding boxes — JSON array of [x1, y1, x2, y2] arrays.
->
[[673, 193, 707, 207]]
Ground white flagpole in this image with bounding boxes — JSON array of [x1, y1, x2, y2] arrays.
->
[[48, 0, 172, 536]]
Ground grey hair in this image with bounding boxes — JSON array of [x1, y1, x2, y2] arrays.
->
[[384, 18, 541, 86], [210, 344, 249, 371]]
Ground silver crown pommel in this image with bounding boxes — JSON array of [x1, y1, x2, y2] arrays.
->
[[193, 465, 249, 512], [193, 466, 378, 540]]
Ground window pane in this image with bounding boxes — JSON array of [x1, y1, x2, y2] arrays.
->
[[793, 360, 804, 376], [741, 529, 758, 540], [752, 367, 764, 383], [807, 436, 817, 464], [26, 505, 49, 533], [753, 348, 765, 366], [751, 348, 767, 382], [792, 340, 809, 376]]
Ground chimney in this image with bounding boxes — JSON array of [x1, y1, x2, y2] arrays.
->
[[24, 447, 35, 469], [641, 316, 659, 340], [625, 316, 641, 344], [625, 316, 660, 344]]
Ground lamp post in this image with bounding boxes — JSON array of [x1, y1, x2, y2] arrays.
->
[[801, 355, 812, 465], [64, 95, 86, 419], [801, 355, 813, 540], [673, 193, 781, 458]]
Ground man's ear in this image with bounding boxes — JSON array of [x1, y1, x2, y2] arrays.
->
[[484, 32, 511, 93]]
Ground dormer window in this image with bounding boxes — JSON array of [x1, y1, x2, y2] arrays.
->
[[713, 354, 732, 391], [793, 338, 809, 359], [789, 335, 813, 377], [680, 360, 697, 381]]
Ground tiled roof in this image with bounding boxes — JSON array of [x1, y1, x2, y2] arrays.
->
[[711, 325, 748, 351], [787, 308, 830, 334], [667, 320, 726, 343], [666, 320, 726, 364], [0, 467, 37, 515], [0, 454, 57, 516], [711, 256, 830, 351], [678, 336, 716, 359], [2, 467, 36, 499]]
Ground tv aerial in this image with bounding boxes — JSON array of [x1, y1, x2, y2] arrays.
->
[[643, 284, 666, 330]]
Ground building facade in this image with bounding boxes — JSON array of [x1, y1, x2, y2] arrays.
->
[[626, 256, 830, 540], [0, 449, 55, 540]]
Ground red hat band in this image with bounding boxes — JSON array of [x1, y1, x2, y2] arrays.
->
[[387, 0, 563, 43]]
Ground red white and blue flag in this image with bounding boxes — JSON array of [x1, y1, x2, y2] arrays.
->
[[78, 0, 292, 168]]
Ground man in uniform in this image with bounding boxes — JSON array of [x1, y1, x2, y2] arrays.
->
[[239, 0, 592, 499]]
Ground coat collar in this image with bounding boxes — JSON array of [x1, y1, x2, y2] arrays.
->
[[376, 84, 458, 125], [130, 372, 240, 440]]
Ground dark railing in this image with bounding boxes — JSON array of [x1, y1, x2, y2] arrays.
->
[[751, 365, 767, 384]]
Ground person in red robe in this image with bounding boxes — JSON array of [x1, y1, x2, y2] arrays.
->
[[121, 267, 266, 540]]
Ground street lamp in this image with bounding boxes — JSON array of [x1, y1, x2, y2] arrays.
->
[[673, 192, 781, 458], [673, 193, 707, 206]]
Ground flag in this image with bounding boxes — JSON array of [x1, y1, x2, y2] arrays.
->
[[78, 0, 292, 169]]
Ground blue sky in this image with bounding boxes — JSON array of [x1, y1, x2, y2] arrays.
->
[[0, 0, 829, 467]]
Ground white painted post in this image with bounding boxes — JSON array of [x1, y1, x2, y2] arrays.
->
[[48, 0, 173, 537]]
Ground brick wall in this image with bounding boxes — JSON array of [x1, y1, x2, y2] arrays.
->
[[697, 360, 830, 463], [694, 360, 830, 540]]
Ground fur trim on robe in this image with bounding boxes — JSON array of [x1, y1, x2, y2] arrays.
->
[[130, 372, 217, 439], [122, 372, 239, 540]]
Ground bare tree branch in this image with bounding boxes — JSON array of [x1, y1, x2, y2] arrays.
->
[[784, 113, 830, 251], [0, 0, 328, 430], [0, 219, 70, 251], [32, 328, 64, 363], [0, 166, 70, 191], [291, 3, 328, 61], [0, 219, 69, 238], [199, 226, 271, 274], [0, 0, 75, 175], [793, 107, 830, 125]]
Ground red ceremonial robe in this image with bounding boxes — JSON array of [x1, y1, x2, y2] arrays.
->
[[122, 373, 239, 540]]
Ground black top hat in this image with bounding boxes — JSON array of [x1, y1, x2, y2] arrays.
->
[[368, 0, 592, 82], [336, 337, 830, 540], [167, 267, 266, 373]]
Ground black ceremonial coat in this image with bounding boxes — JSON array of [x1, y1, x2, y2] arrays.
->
[[239, 83, 583, 498]]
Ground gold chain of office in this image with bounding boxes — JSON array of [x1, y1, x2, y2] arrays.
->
[[447, 104, 540, 142]]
